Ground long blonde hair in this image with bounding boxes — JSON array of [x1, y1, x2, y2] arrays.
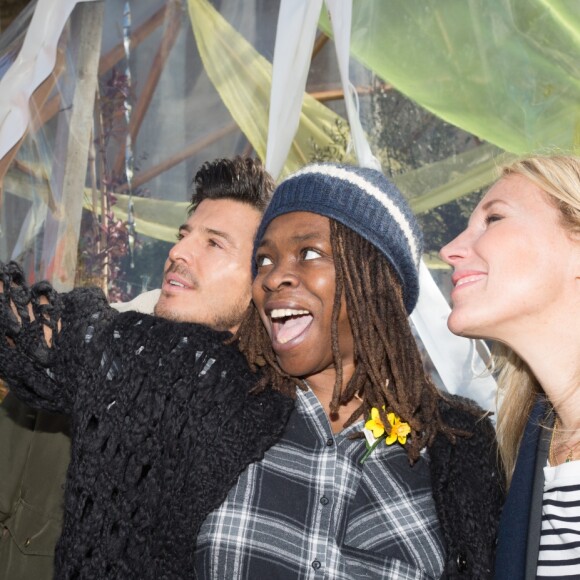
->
[[494, 155, 580, 483]]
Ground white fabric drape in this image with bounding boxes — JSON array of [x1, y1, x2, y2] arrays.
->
[[411, 262, 497, 412], [265, 0, 324, 179], [0, 0, 99, 162], [324, 0, 381, 171]]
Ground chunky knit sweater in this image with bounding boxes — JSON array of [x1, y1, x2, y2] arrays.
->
[[0, 262, 294, 580]]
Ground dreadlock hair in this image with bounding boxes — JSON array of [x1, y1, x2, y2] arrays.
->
[[236, 219, 461, 463]]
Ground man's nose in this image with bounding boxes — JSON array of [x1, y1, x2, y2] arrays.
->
[[168, 235, 195, 264]]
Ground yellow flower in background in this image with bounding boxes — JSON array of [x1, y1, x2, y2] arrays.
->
[[364, 407, 385, 439], [385, 413, 411, 445]]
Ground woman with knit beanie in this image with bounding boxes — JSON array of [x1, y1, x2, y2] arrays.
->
[[440, 155, 580, 579], [219, 163, 505, 579]]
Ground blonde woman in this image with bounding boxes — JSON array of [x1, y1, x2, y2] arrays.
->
[[440, 155, 580, 580]]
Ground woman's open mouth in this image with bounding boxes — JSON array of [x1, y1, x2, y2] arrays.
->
[[269, 308, 313, 345]]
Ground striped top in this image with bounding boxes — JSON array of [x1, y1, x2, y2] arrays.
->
[[537, 460, 580, 578]]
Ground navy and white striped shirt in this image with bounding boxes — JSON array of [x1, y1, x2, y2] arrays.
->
[[195, 387, 444, 579], [537, 460, 580, 578]]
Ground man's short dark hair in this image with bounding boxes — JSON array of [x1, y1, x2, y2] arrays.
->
[[189, 157, 275, 214]]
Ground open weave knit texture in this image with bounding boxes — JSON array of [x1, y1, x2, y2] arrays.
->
[[430, 396, 506, 578], [0, 262, 294, 580]]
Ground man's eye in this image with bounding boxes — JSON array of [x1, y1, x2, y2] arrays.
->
[[303, 248, 322, 260], [208, 239, 223, 249], [256, 255, 273, 267], [176, 232, 185, 241]]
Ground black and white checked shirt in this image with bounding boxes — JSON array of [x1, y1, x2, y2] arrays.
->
[[195, 388, 445, 579]]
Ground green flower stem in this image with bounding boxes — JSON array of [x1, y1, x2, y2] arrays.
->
[[360, 437, 384, 465]]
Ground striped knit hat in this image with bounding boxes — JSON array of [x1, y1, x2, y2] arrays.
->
[[253, 163, 422, 314]]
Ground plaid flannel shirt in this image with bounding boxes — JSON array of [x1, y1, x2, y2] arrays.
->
[[195, 388, 444, 579]]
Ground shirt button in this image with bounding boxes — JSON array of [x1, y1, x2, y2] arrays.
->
[[456, 552, 468, 572], [326, 438, 334, 447], [312, 560, 321, 570], [320, 496, 329, 506], [24, 538, 31, 547]]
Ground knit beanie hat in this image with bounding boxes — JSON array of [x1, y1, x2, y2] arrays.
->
[[253, 163, 423, 314]]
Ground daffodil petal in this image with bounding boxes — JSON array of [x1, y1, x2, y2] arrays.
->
[[385, 433, 397, 445], [372, 426, 385, 438]]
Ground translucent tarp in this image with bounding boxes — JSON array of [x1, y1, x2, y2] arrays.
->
[[321, 0, 580, 155], [1, 0, 579, 299], [0, 0, 357, 295], [188, 0, 354, 179], [318, 0, 580, 211]]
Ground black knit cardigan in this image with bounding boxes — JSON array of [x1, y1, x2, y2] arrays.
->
[[0, 262, 294, 580], [429, 396, 505, 579]]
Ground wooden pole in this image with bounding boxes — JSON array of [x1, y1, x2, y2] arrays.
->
[[41, 1, 104, 291], [118, 122, 238, 192], [33, 3, 169, 132], [311, 33, 329, 60], [308, 85, 374, 103]]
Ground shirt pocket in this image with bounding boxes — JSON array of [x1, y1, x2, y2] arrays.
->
[[4, 498, 62, 556]]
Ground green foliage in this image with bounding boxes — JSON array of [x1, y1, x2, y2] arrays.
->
[[307, 81, 485, 254], [308, 118, 349, 164], [419, 190, 481, 252], [368, 82, 483, 253]]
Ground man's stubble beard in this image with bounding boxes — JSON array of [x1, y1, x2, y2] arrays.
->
[[154, 294, 251, 333]]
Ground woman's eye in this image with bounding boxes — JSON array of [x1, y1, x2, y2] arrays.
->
[[256, 255, 273, 267], [303, 248, 322, 260], [484, 214, 503, 225]]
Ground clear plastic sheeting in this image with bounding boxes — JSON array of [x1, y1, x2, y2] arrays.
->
[[395, 143, 515, 215], [0, 0, 577, 304], [188, 0, 354, 180], [319, 0, 580, 155], [0, 0, 362, 293]]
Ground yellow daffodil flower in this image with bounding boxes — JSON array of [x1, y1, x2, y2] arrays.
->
[[360, 408, 411, 464], [385, 412, 411, 445], [364, 407, 385, 438]]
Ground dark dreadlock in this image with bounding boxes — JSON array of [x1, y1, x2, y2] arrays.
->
[[235, 220, 465, 463]]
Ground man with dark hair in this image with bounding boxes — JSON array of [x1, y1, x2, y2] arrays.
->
[[0, 156, 280, 580], [190, 156, 273, 212], [154, 156, 274, 327]]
